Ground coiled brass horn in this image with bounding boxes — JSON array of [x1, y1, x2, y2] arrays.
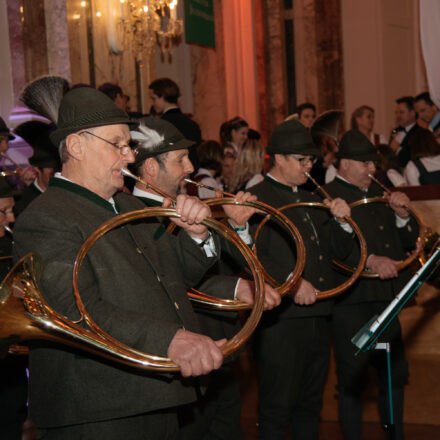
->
[[331, 174, 426, 278], [125, 170, 306, 310], [2, 207, 266, 370]]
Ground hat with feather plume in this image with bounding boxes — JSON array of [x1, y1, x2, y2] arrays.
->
[[130, 118, 195, 167]]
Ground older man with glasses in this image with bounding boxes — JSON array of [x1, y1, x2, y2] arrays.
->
[[246, 118, 353, 440], [13, 87, 226, 439]]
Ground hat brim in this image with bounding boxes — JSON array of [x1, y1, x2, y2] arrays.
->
[[336, 150, 379, 162], [134, 138, 196, 166], [50, 118, 139, 147], [267, 142, 321, 157], [0, 132, 15, 141]]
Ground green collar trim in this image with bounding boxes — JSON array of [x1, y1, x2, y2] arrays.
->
[[134, 195, 168, 240], [49, 177, 119, 213], [30, 182, 43, 196], [265, 175, 296, 193], [135, 196, 163, 207]]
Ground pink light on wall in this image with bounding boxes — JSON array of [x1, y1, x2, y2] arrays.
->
[[222, 0, 259, 130]]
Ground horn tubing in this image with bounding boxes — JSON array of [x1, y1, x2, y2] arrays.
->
[[332, 196, 426, 278], [253, 201, 368, 299], [72, 207, 266, 368], [184, 178, 236, 198], [124, 169, 306, 309]]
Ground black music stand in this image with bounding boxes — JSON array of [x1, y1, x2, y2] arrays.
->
[[351, 244, 440, 439]]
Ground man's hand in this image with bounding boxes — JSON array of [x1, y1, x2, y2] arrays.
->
[[219, 191, 258, 228], [366, 255, 401, 279], [323, 197, 350, 223], [291, 278, 318, 305], [387, 191, 410, 219], [16, 166, 37, 186], [235, 278, 281, 310], [167, 329, 225, 377], [164, 194, 211, 240]]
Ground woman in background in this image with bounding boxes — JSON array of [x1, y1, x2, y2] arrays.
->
[[351, 105, 386, 146], [404, 128, 440, 185], [220, 117, 249, 155], [229, 138, 265, 193], [375, 144, 407, 187], [188, 140, 224, 199]]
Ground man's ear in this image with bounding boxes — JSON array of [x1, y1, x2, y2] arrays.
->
[[274, 154, 285, 166], [339, 158, 349, 173], [65, 133, 85, 160], [143, 157, 159, 178]]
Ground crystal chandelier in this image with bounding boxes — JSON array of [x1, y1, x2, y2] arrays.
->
[[118, 0, 182, 59]]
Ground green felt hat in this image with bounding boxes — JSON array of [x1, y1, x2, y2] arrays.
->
[[130, 117, 195, 166], [337, 129, 379, 161], [15, 121, 60, 169], [50, 87, 138, 146], [267, 119, 320, 156], [0, 117, 15, 140]]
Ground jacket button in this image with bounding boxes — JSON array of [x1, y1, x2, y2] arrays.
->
[[303, 217, 308, 222], [319, 276, 324, 282], [136, 247, 142, 254], [385, 243, 390, 248], [174, 301, 180, 310], [379, 225, 384, 230], [319, 255, 323, 261], [310, 236, 315, 241]]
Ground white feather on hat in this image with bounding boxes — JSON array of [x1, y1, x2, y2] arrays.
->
[[130, 123, 164, 152]]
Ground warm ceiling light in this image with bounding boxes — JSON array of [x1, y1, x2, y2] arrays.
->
[[80, 1, 86, 7]]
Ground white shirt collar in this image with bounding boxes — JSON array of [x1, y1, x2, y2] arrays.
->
[[132, 185, 164, 203], [266, 172, 298, 192]]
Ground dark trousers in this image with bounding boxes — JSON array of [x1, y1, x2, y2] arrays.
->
[[332, 302, 409, 440], [179, 365, 243, 440], [0, 355, 28, 440], [36, 408, 179, 440], [254, 316, 331, 440]]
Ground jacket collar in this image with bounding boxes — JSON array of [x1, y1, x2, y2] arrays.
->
[[49, 176, 119, 213]]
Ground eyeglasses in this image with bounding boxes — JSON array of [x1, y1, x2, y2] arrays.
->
[[79, 130, 136, 156], [288, 155, 317, 166], [359, 160, 376, 168], [0, 208, 14, 216]]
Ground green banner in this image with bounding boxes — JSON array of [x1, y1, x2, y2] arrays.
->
[[184, 0, 215, 49]]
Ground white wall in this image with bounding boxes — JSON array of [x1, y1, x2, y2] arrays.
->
[[341, 0, 427, 136]]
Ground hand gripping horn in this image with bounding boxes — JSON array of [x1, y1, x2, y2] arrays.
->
[[1, 206, 266, 370], [125, 171, 306, 310], [253, 172, 368, 299], [331, 173, 426, 278], [71, 206, 266, 370]]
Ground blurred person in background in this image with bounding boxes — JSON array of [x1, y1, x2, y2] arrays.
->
[[350, 105, 386, 146], [404, 128, 440, 185], [414, 92, 440, 131], [375, 144, 407, 187], [14, 120, 61, 216], [220, 117, 249, 155], [390, 96, 423, 167], [0, 117, 37, 187], [297, 102, 316, 129], [229, 138, 265, 192], [187, 140, 224, 199]]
